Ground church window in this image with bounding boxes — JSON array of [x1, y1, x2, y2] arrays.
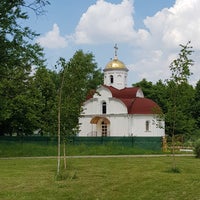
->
[[102, 102, 107, 114], [102, 121, 107, 136], [145, 120, 150, 131], [110, 75, 114, 84], [157, 120, 163, 129]]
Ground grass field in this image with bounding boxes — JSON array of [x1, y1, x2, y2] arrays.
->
[[0, 156, 200, 200]]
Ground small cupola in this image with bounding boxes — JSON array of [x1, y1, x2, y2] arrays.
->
[[103, 44, 129, 89]]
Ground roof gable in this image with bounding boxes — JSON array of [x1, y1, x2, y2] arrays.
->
[[104, 85, 143, 98], [86, 85, 161, 114]]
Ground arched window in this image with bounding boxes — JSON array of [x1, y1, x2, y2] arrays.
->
[[117, 74, 122, 78], [110, 75, 114, 84], [145, 120, 150, 131], [102, 102, 107, 114]]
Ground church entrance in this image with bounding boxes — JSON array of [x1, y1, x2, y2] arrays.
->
[[90, 117, 110, 136], [101, 121, 107, 136]]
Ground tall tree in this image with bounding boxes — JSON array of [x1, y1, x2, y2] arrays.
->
[[0, 0, 49, 135]]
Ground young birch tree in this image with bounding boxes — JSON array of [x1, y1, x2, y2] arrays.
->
[[56, 50, 103, 175], [166, 41, 193, 171]]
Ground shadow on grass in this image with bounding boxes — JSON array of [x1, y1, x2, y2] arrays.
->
[[55, 170, 78, 181], [165, 167, 181, 174]]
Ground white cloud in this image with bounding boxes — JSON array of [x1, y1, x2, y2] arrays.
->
[[74, 0, 136, 44], [128, 0, 200, 85], [37, 23, 67, 49], [129, 50, 170, 83], [143, 0, 200, 49]]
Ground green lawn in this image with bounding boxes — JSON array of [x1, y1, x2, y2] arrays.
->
[[0, 156, 200, 200], [0, 142, 163, 157]]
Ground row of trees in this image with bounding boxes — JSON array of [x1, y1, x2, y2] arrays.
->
[[0, 1, 199, 142]]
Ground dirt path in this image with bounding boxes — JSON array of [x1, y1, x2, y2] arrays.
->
[[0, 154, 194, 160]]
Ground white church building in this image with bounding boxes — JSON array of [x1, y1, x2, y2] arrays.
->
[[78, 46, 165, 137]]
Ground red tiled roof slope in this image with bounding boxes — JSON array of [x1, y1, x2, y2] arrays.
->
[[104, 85, 140, 98], [87, 85, 161, 114], [106, 86, 161, 114], [130, 98, 160, 114]]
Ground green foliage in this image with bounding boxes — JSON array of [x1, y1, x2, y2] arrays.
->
[[169, 42, 193, 83], [166, 41, 194, 136], [0, 0, 48, 135], [194, 139, 200, 158], [0, 74, 41, 135], [191, 80, 200, 129], [133, 79, 168, 113], [165, 81, 196, 136], [33, 67, 58, 135]]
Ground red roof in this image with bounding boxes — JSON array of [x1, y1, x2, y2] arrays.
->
[[104, 85, 140, 99], [129, 98, 160, 114], [87, 85, 161, 114]]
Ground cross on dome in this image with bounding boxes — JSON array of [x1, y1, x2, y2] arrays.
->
[[114, 44, 118, 59], [104, 44, 128, 71]]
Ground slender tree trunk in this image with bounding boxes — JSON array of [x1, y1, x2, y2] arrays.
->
[[172, 133, 176, 170], [63, 138, 67, 169], [57, 89, 61, 175], [57, 71, 65, 175], [171, 93, 177, 170]]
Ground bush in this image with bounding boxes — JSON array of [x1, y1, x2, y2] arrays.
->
[[194, 139, 200, 158]]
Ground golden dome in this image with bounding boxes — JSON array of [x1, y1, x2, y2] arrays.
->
[[104, 44, 128, 71], [104, 58, 128, 71]]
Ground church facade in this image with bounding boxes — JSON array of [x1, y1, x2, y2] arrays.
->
[[78, 46, 165, 137]]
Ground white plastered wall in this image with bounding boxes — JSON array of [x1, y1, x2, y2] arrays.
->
[[128, 115, 165, 137], [104, 70, 128, 90]]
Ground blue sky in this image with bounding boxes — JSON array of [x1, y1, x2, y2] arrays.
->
[[28, 0, 200, 86]]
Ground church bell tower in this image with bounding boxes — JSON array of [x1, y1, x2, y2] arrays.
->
[[103, 44, 128, 90]]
